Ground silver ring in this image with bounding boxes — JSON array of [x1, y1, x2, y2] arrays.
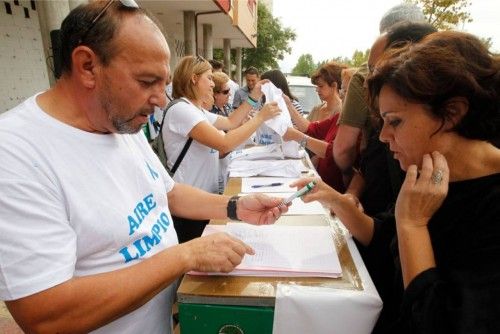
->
[[431, 169, 444, 185]]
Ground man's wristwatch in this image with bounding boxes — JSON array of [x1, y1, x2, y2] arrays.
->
[[227, 195, 241, 221]]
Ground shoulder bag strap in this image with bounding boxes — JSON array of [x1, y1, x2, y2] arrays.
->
[[158, 98, 192, 175]]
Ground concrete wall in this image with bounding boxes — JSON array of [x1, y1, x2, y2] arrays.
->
[[0, 0, 50, 113]]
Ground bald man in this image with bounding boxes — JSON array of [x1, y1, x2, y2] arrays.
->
[[0, 2, 286, 333]]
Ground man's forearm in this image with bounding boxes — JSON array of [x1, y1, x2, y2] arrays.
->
[[333, 125, 361, 172], [168, 183, 229, 220], [6, 245, 190, 333]]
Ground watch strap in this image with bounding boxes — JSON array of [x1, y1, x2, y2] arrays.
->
[[227, 195, 241, 221]]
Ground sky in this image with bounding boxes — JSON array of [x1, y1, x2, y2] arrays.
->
[[272, 0, 500, 72]]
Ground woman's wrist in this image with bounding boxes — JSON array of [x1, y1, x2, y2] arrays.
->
[[248, 93, 260, 101], [299, 135, 308, 148], [246, 96, 258, 109]]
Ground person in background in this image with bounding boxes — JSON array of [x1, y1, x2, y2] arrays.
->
[[292, 30, 500, 333], [344, 21, 437, 217], [211, 71, 232, 117], [210, 71, 244, 193], [378, 2, 426, 33], [0, 2, 287, 334], [201, 93, 214, 111], [232, 66, 261, 110], [306, 62, 346, 122], [209, 59, 239, 107], [339, 67, 357, 101], [162, 56, 281, 242], [282, 62, 347, 192], [260, 69, 305, 115], [333, 2, 426, 185]]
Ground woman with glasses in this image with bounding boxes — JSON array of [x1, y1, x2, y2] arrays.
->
[[211, 71, 233, 117], [162, 55, 281, 243]]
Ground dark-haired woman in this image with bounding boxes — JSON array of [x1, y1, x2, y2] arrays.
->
[[291, 31, 500, 333]]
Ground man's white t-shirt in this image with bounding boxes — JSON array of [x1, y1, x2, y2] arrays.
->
[[162, 98, 219, 193], [227, 79, 240, 106], [0, 94, 179, 334]]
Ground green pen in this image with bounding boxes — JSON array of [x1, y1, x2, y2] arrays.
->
[[279, 180, 317, 207]]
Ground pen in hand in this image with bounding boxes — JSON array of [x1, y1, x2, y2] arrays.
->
[[251, 182, 283, 188], [278, 181, 317, 208]]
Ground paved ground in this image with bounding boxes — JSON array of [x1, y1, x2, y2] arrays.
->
[[0, 302, 23, 333]]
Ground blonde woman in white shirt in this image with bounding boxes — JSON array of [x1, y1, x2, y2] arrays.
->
[[162, 55, 281, 242]]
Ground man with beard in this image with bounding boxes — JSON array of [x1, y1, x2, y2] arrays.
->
[[0, 2, 286, 333]]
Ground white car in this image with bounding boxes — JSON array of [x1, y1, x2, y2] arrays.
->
[[286, 75, 321, 115]]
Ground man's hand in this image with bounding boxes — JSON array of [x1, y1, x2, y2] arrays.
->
[[249, 79, 271, 100], [181, 232, 254, 273], [237, 194, 288, 225]]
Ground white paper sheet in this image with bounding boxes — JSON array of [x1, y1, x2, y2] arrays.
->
[[189, 224, 342, 278], [241, 177, 297, 193], [273, 219, 383, 334], [261, 82, 292, 136], [226, 223, 341, 277]]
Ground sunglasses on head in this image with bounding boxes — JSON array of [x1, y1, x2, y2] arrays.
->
[[79, 0, 139, 45], [194, 54, 206, 64]]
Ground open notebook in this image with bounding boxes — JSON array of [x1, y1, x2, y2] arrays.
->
[[189, 223, 342, 278]]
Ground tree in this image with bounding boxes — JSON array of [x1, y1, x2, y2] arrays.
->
[[350, 49, 370, 67], [242, 3, 296, 72], [291, 54, 316, 77], [407, 0, 472, 30], [480, 37, 493, 50], [314, 48, 369, 71]]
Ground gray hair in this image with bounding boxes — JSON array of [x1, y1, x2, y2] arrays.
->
[[379, 3, 426, 33]]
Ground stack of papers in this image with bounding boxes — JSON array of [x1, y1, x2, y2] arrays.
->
[[228, 160, 305, 177], [190, 224, 342, 278], [229, 144, 284, 161]]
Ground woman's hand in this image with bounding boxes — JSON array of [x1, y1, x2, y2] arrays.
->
[[395, 151, 449, 229], [256, 102, 281, 122], [283, 127, 303, 142], [289, 177, 340, 208]]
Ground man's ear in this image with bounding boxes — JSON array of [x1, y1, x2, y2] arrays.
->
[[71, 45, 99, 89], [443, 97, 469, 130]]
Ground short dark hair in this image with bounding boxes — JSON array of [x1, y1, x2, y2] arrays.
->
[[385, 21, 437, 50], [261, 69, 297, 101], [367, 31, 500, 143], [244, 66, 259, 76], [209, 59, 223, 71], [59, 1, 145, 74]]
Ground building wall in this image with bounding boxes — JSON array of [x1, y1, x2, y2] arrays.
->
[[0, 0, 50, 113]]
